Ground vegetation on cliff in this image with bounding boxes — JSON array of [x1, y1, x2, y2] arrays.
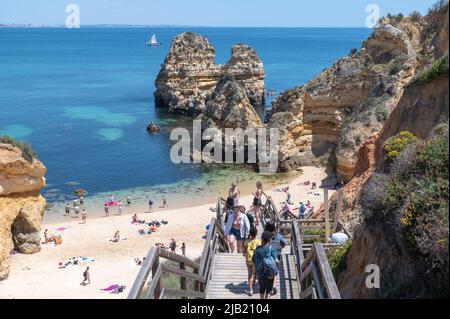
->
[[327, 240, 352, 278], [0, 135, 36, 163], [361, 123, 449, 298], [408, 55, 449, 87], [383, 131, 418, 162]]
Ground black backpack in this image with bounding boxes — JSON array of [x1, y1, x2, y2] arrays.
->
[[226, 196, 234, 208]]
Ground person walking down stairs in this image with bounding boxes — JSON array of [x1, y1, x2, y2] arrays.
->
[[243, 227, 260, 296], [253, 231, 279, 299]]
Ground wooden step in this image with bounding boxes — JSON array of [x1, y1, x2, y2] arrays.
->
[[206, 252, 299, 299]]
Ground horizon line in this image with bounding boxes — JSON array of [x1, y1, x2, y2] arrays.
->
[[0, 23, 373, 29]]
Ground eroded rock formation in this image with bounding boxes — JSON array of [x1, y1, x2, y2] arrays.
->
[[266, 14, 441, 179], [155, 32, 265, 116], [0, 143, 46, 280], [200, 74, 263, 131]]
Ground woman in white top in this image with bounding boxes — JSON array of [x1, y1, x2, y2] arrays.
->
[[225, 206, 250, 254], [228, 182, 240, 207]]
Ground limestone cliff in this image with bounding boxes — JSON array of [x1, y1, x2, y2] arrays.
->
[[321, 6, 449, 299], [155, 32, 265, 116], [0, 142, 46, 280], [267, 13, 443, 178]]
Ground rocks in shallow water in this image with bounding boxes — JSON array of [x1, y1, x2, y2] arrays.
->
[[146, 122, 161, 133], [0, 143, 46, 280], [155, 32, 265, 116]]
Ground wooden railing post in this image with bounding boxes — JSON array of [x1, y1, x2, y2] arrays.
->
[[332, 189, 343, 233], [180, 262, 187, 294], [152, 256, 161, 298], [193, 268, 201, 292], [324, 188, 330, 244]]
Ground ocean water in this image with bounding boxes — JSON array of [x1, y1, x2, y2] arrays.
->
[[0, 27, 370, 217]]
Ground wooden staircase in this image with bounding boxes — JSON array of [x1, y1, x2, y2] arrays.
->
[[206, 251, 299, 299], [128, 198, 342, 300]]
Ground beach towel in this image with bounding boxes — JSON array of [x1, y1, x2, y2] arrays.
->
[[56, 227, 68, 232], [63, 257, 95, 266], [101, 284, 119, 292]]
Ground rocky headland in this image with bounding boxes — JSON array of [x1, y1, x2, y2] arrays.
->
[[304, 5, 449, 299], [0, 141, 47, 280]]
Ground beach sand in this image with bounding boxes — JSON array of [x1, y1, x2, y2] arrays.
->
[[0, 166, 334, 299]]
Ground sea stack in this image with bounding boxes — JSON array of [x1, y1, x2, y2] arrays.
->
[[200, 74, 263, 130], [0, 141, 47, 280], [154, 32, 265, 116]]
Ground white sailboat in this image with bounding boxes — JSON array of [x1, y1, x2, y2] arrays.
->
[[147, 34, 158, 47]]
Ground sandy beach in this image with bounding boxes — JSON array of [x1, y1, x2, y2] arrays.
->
[[0, 166, 333, 299]]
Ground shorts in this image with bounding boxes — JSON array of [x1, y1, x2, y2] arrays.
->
[[253, 197, 262, 207], [258, 276, 275, 295], [229, 228, 244, 241]]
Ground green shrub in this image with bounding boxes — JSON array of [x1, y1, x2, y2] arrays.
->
[[362, 123, 449, 297], [428, 0, 449, 14], [386, 13, 405, 24], [159, 259, 200, 299], [327, 240, 352, 278], [375, 105, 389, 122], [383, 131, 418, 162], [410, 11, 422, 21], [408, 55, 449, 87], [302, 229, 326, 244], [0, 135, 36, 163]]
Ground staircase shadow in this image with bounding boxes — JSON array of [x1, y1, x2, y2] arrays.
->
[[224, 282, 258, 296]]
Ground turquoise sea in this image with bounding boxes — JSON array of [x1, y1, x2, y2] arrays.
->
[[0, 27, 370, 216]]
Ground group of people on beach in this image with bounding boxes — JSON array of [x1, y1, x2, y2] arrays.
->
[[64, 196, 88, 223], [223, 181, 287, 299]]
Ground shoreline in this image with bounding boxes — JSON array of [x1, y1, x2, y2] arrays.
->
[[0, 166, 334, 299], [42, 169, 302, 224]]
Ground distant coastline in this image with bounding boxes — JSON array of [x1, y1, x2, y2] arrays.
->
[[0, 24, 371, 29]]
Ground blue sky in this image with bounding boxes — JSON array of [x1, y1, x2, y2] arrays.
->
[[0, 0, 439, 27]]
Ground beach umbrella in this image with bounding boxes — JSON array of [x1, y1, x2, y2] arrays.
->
[[74, 189, 87, 197]]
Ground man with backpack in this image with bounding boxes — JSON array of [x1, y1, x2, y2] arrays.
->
[[264, 221, 287, 296], [253, 231, 279, 299]]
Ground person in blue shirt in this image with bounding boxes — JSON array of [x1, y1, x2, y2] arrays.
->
[[253, 231, 278, 299], [264, 221, 287, 296], [299, 202, 306, 220]]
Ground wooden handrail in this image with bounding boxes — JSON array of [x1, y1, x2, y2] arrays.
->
[[129, 197, 342, 300], [128, 247, 159, 299], [128, 209, 229, 299], [292, 215, 341, 299]]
